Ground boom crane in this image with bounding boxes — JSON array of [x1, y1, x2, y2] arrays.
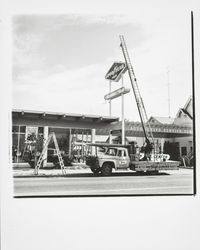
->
[[86, 36, 179, 174], [119, 35, 155, 155]]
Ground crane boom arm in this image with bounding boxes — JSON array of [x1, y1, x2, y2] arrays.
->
[[119, 35, 154, 146]]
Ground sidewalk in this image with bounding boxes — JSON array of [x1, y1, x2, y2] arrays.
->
[[13, 163, 91, 177]]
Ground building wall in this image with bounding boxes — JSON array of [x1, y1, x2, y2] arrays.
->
[[172, 136, 193, 157], [174, 114, 192, 127]]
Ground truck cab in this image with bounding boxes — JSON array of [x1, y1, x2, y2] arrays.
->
[[86, 146, 131, 176], [101, 147, 130, 169]]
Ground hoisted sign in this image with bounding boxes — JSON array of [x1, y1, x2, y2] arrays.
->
[[105, 62, 127, 82], [104, 87, 130, 101]]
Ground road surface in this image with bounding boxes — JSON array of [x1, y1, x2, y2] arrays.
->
[[13, 169, 194, 197]]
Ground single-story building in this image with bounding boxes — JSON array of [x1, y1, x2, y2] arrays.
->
[[12, 97, 194, 165]]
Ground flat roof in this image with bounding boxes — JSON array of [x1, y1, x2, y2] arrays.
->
[[12, 109, 119, 123]]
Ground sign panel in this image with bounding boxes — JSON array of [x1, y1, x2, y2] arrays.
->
[[104, 87, 130, 100], [105, 62, 127, 82]]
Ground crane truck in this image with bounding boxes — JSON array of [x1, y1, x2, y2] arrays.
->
[[86, 35, 180, 176]]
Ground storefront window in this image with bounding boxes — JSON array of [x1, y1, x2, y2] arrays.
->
[[38, 127, 44, 134], [71, 128, 92, 161], [12, 125, 26, 163], [20, 126, 26, 133], [12, 125, 93, 164], [12, 125, 44, 163], [12, 126, 19, 133], [47, 127, 92, 162], [48, 127, 70, 153], [181, 147, 187, 156], [26, 126, 38, 138]]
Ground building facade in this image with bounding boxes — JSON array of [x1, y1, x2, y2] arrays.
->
[[12, 110, 118, 164], [12, 97, 194, 165]]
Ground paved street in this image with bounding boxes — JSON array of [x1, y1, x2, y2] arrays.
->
[[13, 169, 194, 197]]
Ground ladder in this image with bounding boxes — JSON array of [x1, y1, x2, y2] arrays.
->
[[119, 35, 154, 146], [34, 132, 66, 175]]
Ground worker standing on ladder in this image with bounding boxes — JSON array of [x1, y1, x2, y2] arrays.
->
[[140, 139, 154, 161]]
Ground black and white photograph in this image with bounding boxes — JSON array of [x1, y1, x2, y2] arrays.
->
[[11, 10, 195, 197], [1, 1, 200, 250]]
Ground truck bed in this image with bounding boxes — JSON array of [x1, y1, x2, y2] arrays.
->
[[130, 160, 179, 171]]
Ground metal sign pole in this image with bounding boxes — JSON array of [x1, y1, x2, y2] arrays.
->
[[109, 80, 112, 144], [109, 80, 112, 116], [121, 75, 125, 144], [105, 62, 128, 145]]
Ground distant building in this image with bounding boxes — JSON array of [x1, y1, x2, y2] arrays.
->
[[174, 96, 193, 126], [148, 116, 175, 125]]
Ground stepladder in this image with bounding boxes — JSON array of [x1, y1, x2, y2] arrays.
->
[[34, 132, 66, 175]]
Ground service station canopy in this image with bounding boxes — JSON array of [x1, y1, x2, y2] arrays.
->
[[105, 62, 127, 82]]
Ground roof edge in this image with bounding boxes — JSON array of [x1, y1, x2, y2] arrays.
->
[[12, 109, 119, 121]]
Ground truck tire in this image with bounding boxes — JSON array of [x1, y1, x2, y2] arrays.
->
[[101, 163, 112, 176], [91, 168, 100, 175]]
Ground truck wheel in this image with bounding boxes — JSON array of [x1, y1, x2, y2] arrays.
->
[[101, 163, 112, 176], [91, 168, 100, 175]]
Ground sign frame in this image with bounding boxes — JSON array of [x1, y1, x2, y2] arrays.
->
[[105, 61, 127, 82], [104, 87, 130, 101]]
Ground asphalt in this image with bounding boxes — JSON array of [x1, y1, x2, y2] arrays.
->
[[13, 164, 194, 197]]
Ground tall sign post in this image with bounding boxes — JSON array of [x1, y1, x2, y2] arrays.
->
[[121, 74, 125, 144], [105, 62, 128, 144], [109, 80, 112, 143], [109, 80, 112, 116]]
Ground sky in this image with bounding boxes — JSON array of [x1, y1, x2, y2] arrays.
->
[[12, 5, 194, 121]]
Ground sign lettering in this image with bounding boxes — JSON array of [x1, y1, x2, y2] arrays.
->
[[105, 62, 127, 82]]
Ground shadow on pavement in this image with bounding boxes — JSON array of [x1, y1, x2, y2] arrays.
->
[[14, 171, 170, 178], [76, 172, 170, 178]]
